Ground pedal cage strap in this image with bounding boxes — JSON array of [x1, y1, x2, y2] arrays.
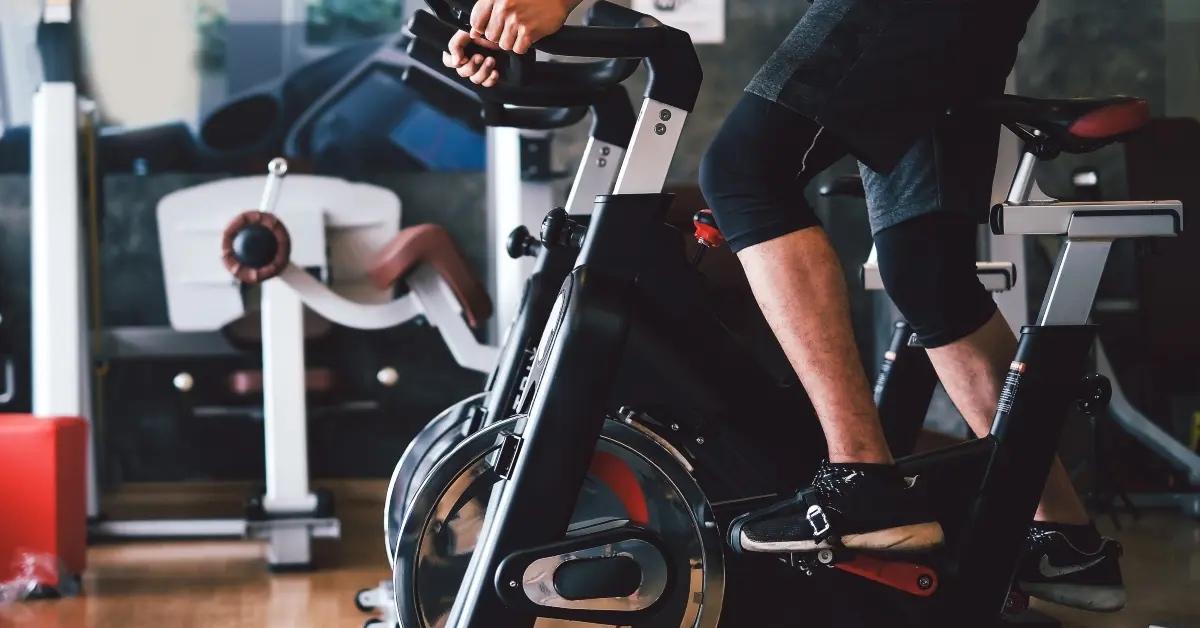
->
[[805, 504, 834, 543]]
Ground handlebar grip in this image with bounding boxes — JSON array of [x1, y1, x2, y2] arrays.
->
[[482, 104, 589, 129], [407, 60, 590, 129], [420, 0, 667, 59]]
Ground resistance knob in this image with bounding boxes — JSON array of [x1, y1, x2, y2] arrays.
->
[[539, 208, 587, 249]]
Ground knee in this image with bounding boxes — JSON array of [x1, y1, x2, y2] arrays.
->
[[698, 120, 748, 223], [698, 95, 824, 252], [874, 212, 996, 347]]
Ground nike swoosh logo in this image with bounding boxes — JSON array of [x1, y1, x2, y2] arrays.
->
[[1038, 554, 1105, 578]]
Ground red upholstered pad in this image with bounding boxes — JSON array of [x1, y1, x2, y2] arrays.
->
[[368, 224, 493, 329], [1068, 99, 1150, 140]]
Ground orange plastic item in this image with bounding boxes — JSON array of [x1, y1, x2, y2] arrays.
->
[[0, 414, 88, 588], [834, 553, 939, 597], [588, 451, 650, 527], [692, 209, 726, 249]]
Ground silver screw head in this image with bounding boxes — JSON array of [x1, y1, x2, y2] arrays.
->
[[654, 123, 667, 135], [695, 436, 705, 445], [509, 580, 518, 588], [598, 157, 607, 167], [267, 158, 288, 176], [601, 146, 611, 155], [659, 109, 672, 121]]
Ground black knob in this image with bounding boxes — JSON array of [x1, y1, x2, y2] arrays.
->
[[232, 224, 279, 269], [539, 208, 586, 249], [506, 225, 542, 259], [1076, 374, 1112, 416]]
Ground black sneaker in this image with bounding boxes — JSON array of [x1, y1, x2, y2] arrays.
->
[[729, 460, 944, 554], [1016, 522, 1126, 612]]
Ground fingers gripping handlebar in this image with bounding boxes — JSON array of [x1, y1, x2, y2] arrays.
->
[[407, 0, 702, 111]]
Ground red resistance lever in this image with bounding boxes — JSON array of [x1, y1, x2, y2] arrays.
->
[[834, 553, 939, 598], [693, 209, 725, 249]]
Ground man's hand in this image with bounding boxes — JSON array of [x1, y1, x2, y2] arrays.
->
[[443, 31, 502, 87], [442, 0, 577, 87], [470, 0, 573, 54]]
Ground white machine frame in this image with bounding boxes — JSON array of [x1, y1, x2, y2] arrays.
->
[[29, 0, 100, 521], [88, 165, 507, 567]]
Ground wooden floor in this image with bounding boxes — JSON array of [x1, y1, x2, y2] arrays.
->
[[3, 481, 1198, 628]]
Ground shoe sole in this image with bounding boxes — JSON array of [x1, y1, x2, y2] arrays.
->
[[1018, 582, 1127, 612], [739, 521, 945, 554]]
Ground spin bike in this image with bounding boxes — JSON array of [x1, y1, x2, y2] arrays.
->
[[401, 4, 1182, 626]]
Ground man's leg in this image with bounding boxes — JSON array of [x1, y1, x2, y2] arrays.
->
[[702, 93, 943, 554], [738, 229, 891, 465]]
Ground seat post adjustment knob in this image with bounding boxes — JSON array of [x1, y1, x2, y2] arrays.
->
[[506, 225, 543, 259]]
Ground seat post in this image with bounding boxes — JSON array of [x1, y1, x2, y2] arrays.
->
[[1006, 146, 1040, 204]]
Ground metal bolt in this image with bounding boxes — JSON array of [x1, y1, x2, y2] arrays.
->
[[654, 123, 667, 135], [601, 146, 611, 156], [695, 436, 705, 445], [670, 423, 680, 431], [267, 157, 288, 176], [659, 109, 672, 121], [172, 372, 194, 392], [597, 157, 607, 167], [509, 580, 518, 588], [917, 575, 933, 590]]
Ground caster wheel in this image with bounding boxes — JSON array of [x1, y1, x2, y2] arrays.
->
[[363, 619, 387, 628], [354, 588, 376, 612]]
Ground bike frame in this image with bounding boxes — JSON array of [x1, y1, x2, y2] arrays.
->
[[444, 26, 704, 625]]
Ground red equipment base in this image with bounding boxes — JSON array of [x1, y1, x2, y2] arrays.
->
[[0, 414, 87, 590]]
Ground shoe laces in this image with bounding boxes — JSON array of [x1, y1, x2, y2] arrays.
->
[[1026, 526, 1118, 557], [810, 460, 862, 504]]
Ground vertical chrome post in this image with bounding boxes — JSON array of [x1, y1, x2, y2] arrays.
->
[[564, 137, 624, 214], [1005, 150, 1040, 205], [613, 99, 687, 195], [258, 157, 288, 214], [1035, 239, 1113, 326]]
